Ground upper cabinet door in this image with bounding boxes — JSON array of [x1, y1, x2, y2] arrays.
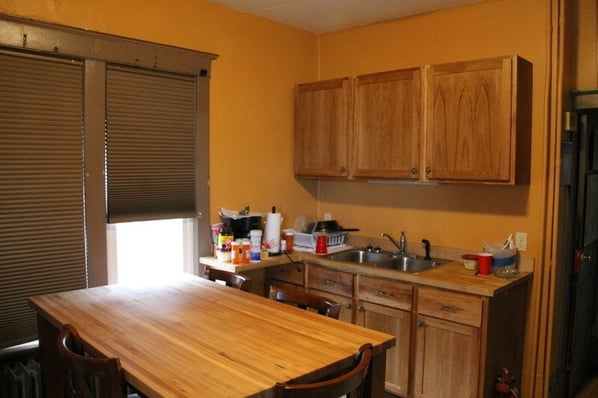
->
[[352, 68, 422, 179], [294, 78, 352, 178], [424, 56, 532, 184]]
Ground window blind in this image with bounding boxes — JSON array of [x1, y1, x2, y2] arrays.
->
[[0, 51, 86, 348], [105, 66, 197, 223]]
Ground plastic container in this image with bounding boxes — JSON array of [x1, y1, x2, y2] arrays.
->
[[216, 227, 233, 262], [249, 230, 262, 263], [461, 254, 478, 271], [484, 243, 519, 279], [285, 231, 294, 254], [231, 241, 240, 264], [241, 239, 251, 264]]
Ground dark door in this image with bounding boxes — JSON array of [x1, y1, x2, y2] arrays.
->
[[567, 99, 598, 396]]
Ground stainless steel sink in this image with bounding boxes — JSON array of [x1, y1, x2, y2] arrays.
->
[[374, 256, 447, 273], [327, 250, 392, 264], [327, 249, 448, 273]]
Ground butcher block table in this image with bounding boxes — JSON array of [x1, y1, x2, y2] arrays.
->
[[29, 273, 395, 397]]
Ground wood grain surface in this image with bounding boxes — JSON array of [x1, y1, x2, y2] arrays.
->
[[29, 273, 394, 397]]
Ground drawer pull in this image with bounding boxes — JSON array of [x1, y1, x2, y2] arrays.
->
[[440, 305, 457, 313], [377, 290, 390, 297], [323, 279, 336, 285], [344, 303, 352, 309]]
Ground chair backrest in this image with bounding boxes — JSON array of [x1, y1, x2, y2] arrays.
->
[[269, 285, 341, 319], [205, 268, 252, 292], [57, 324, 127, 398], [274, 343, 373, 398]]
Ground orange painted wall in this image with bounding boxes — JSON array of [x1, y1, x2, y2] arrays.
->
[[315, 0, 550, 260], [0, 0, 321, 227]]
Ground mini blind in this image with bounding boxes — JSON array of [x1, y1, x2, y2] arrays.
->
[[0, 52, 86, 348], [105, 66, 197, 223]]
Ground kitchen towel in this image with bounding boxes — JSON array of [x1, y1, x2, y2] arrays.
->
[[264, 212, 282, 254]]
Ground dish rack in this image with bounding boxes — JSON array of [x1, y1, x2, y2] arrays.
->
[[294, 232, 347, 249]]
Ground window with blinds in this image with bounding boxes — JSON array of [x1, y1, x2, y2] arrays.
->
[[0, 52, 87, 348], [105, 66, 197, 223]]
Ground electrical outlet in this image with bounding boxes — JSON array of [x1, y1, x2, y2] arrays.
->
[[324, 213, 332, 221], [515, 232, 528, 251]]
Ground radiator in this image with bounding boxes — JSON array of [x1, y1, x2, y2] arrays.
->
[[0, 359, 41, 398]]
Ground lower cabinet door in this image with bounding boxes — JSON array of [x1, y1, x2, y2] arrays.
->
[[357, 300, 411, 397], [413, 314, 480, 398]]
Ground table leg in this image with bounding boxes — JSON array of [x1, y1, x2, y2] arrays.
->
[[369, 350, 387, 398], [38, 315, 65, 397]]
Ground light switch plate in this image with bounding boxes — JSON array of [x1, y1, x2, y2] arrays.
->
[[515, 232, 528, 251]]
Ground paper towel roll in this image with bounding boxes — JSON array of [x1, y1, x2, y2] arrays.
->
[[264, 212, 282, 254]]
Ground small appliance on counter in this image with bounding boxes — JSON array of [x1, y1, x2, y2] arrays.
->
[[219, 207, 263, 239]]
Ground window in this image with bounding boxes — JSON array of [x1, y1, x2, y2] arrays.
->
[[107, 219, 196, 285], [0, 15, 216, 348]]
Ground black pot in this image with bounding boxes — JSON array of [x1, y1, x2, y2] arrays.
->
[[310, 220, 360, 233]]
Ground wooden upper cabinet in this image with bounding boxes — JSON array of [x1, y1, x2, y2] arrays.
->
[[294, 78, 352, 178], [353, 68, 422, 179], [424, 56, 532, 184], [293, 55, 531, 184]]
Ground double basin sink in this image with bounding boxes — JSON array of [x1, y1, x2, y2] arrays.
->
[[327, 249, 448, 273]]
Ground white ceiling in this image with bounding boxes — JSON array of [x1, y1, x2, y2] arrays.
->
[[204, 0, 482, 33]]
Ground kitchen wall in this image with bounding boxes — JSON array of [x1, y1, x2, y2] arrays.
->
[[0, 0, 570, 396]]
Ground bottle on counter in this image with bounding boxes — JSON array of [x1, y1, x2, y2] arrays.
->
[[241, 239, 251, 264], [249, 229, 262, 263], [216, 226, 234, 262]]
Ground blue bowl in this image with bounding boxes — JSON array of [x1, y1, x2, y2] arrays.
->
[[492, 255, 517, 266]]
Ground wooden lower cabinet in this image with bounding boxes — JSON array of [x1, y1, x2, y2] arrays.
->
[[267, 263, 528, 398], [356, 300, 411, 396], [413, 314, 480, 398], [265, 262, 305, 295]]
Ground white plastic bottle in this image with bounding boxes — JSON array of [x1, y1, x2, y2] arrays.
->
[[249, 230, 262, 263]]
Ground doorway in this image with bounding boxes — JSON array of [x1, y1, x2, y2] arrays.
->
[[561, 91, 598, 397]]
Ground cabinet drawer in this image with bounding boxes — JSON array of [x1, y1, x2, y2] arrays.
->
[[417, 286, 482, 327], [358, 275, 413, 311], [307, 265, 353, 297], [266, 263, 304, 286]]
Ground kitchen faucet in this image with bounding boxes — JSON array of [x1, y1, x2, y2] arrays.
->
[[381, 232, 407, 254], [422, 239, 431, 260]]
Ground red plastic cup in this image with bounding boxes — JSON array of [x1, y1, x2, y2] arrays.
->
[[315, 235, 328, 254], [477, 253, 493, 275]]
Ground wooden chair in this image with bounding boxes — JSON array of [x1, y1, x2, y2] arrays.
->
[[57, 324, 140, 398], [274, 343, 373, 398], [269, 285, 341, 319], [204, 268, 252, 292]]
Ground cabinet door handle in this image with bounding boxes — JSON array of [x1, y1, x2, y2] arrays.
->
[[340, 166, 346, 173], [358, 305, 365, 312], [440, 305, 457, 313], [425, 166, 432, 174], [344, 303, 352, 309], [417, 320, 424, 328], [410, 167, 418, 175]]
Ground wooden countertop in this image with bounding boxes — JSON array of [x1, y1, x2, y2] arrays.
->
[[29, 273, 395, 398], [200, 251, 532, 297]]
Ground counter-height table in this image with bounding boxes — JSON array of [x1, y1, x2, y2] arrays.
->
[[29, 273, 395, 397]]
